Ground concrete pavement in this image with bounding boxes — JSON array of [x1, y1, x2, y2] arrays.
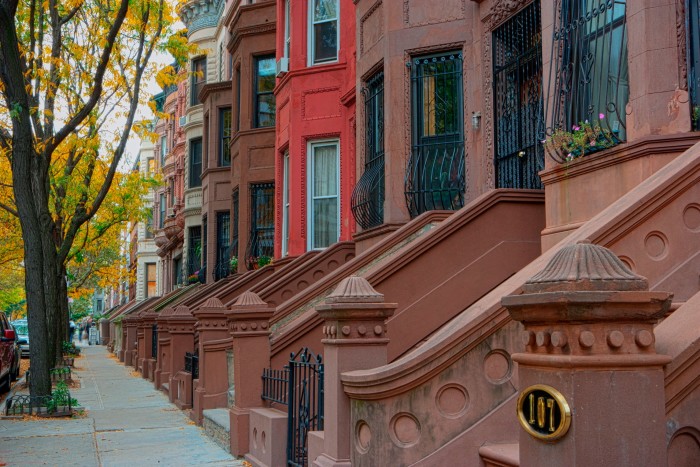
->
[[0, 345, 245, 466]]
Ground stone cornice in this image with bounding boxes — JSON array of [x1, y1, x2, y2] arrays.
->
[[179, 0, 225, 36], [199, 80, 233, 102], [228, 22, 277, 54]]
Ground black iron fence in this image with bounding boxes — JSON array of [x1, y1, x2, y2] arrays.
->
[[151, 325, 158, 360], [260, 347, 324, 467], [185, 351, 199, 379], [213, 261, 231, 281], [5, 393, 75, 416], [262, 366, 289, 406], [287, 348, 324, 467], [49, 366, 72, 383]]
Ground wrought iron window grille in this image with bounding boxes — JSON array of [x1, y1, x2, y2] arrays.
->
[[405, 53, 466, 218], [688, 0, 700, 130], [542, 0, 629, 163], [151, 325, 158, 360], [493, 1, 545, 189], [352, 71, 385, 229], [246, 183, 275, 269]]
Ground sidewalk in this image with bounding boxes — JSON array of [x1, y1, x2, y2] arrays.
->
[[0, 345, 245, 466]]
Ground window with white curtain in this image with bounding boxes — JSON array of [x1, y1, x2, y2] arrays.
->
[[308, 140, 339, 249], [309, 0, 338, 65], [282, 152, 290, 256]]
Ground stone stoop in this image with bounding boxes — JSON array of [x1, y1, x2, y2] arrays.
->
[[203, 408, 231, 453], [478, 443, 519, 467]]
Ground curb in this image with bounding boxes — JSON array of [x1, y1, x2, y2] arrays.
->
[[0, 374, 28, 416]]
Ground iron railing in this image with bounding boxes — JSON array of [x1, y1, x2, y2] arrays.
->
[[184, 351, 199, 380], [688, 0, 700, 130], [246, 183, 275, 267], [151, 325, 158, 360], [543, 0, 628, 162], [5, 393, 74, 416], [352, 71, 385, 229], [287, 348, 324, 467], [405, 142, 465, 217], [261, 366, 289, 406], [214, 261, 231, 281], [49, 366, 72, 383], [187, 226, 201, 277], [493, 1, 544, 189], [406, 53, 465, 217]]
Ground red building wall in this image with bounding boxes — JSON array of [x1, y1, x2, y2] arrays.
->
[[274, 0, 356, 258]]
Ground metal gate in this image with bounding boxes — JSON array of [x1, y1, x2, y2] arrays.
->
[[286, 348, 324, 467], [151, 325, 158, 360], [493, 1, 544, 189]]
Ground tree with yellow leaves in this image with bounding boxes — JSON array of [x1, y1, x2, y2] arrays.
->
[[0, 0, 189, 397]]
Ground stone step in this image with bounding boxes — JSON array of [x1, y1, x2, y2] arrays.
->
[[202, 408, 231, 453], [478, 443, 519, 467]]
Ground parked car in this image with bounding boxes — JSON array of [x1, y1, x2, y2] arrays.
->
[[11, 319, 29, 357], [0, 311, 19, 393]]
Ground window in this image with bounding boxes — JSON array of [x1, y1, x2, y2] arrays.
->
[[492, 1, 544, 190], [246, 183, 275, 266], [219, 43, 224, 82], [351, 71, 384, 229], [255, 56, 276, 127], [145, 208, 154, 239], [308, 141, 339, 249], [688, 0, 700, 130], [406, 52, 465, 217], [284, 0, 291, 59], [547, 0, 628, 158], [96, 299, 103, 313], [220, 108, 232, 166], [145, 263, 157, 297], [189, 138, 202, 188], [282, 152, 290, 256], [202, 215, 208, 281], [309, 0, 338, 64], [159, 193, 166, 229], [173, 257, 182, 286], [160, 136, 168, 167], [235, 67, 241, 131], [232, 189, 239, 257], [191, 56, 206, 106], [147, 157, 155, 175], [187, 226, 201, 276], [215, 211, 231, 280]]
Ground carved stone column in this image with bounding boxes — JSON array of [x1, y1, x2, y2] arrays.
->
[[191, 297, 231, 424], [502, 240, 672, 467], [122, 315, 139, 367], [154, 307, 175, 390], [141, 310, 158, 380], [310, 276, 397, 467], [226, 291, 274, 456], [168, 305, 197, 407]]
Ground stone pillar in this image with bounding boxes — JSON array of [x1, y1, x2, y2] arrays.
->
[[99, 318, 110, 345], [192, 297, 231, 424], [311, 276, 397, 467], [168, 305, 197, 406], [135, 311, 148, 371], [123, 316, 138, 366], [502, 240, 672, 467], [141, 310, 158, 379], [154, 307, 174, 390], [226, 291, 274, 456]]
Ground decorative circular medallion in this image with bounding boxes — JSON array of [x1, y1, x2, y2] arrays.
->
[[355, 421, 371, 454], [389, 413, 421, 447], [436, 384, 469, 419], [517, 384, 571, 442]]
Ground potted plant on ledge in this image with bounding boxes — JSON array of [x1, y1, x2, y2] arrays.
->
[[545, 113, 620, 163]]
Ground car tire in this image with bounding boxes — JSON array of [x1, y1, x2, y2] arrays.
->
[[10, 363, 18, 382], [0, 375, 9, 393]]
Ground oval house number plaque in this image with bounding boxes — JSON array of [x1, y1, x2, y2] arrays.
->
[[517, 384, 571, 442]]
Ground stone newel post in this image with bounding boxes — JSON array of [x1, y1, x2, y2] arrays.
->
[[168, 305, 197, 407], [226, 291, 275, 457], [311, 276, 397, 467], [502, 240, 672, 467]]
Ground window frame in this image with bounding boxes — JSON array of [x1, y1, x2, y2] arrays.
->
[[219, 107, 232, 167], [307, 139, 340, 250], [284, 0, 291, 59], [189, 137, 203, 188], [308, 0, 339, 66], [145, 263, 157, 298], [254, 55, 276, 128], [158, 193, 166, 229], [282, 151, 290, 256], [191, 56, 207, 106]]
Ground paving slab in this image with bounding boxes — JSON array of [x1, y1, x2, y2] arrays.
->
[[0, 345, 245, 466]]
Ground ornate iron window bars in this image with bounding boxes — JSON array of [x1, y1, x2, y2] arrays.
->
[[542, 0, 629, 163], [688, 0, 700, 130], [351, 71, 385, 229], [493, 1, 545, 189], [405, 53, 466, 218], [245, 183, 275, 269]]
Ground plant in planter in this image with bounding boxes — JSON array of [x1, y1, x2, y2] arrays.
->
[[46, 381, 78, 415], [545, 114, 619, 162], [229, 256, 238, 273], [692, 105, 700, 131], [257, 255, 272, 268], [187, 272, 200, 284]]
